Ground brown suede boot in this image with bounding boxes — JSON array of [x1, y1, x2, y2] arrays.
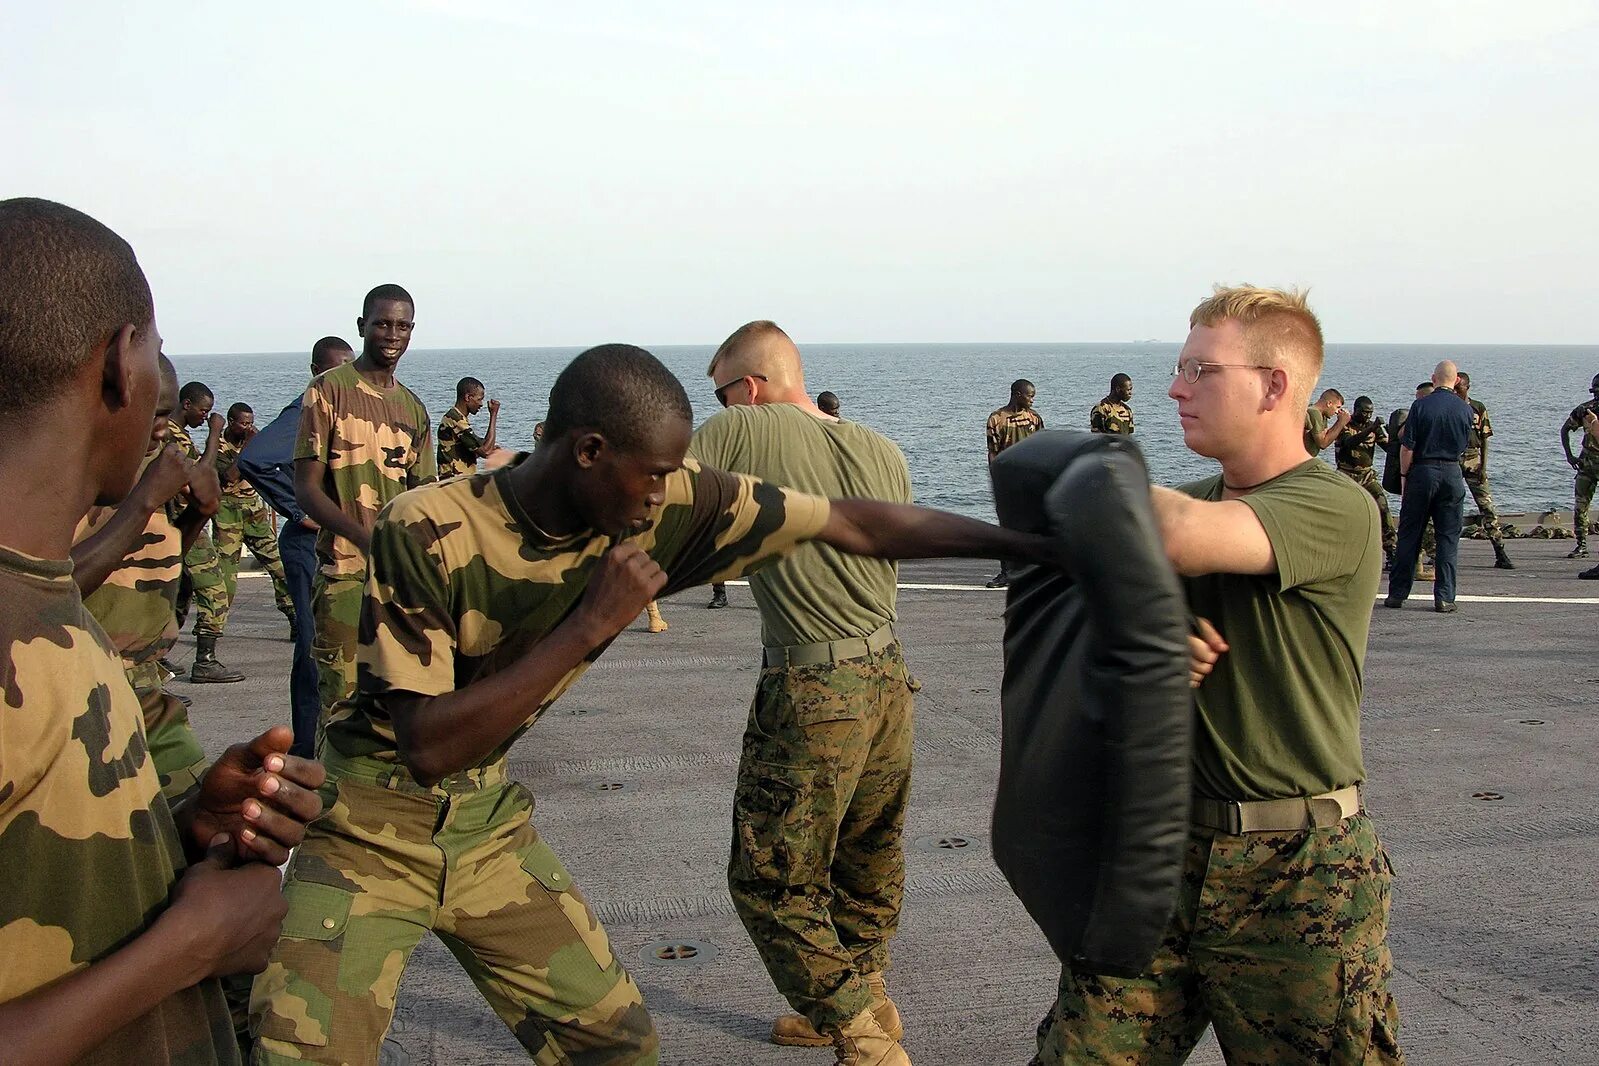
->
[[772, 974, 902, 1047], [830, 1008, 911, 1066]]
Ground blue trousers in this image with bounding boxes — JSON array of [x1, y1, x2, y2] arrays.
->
[[1389, 461, 1465, 605], [279, 521, 321, 758]]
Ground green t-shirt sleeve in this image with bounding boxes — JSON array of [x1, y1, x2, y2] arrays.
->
[[686, 409, 746, 470], [1240, 469, 1372, 593], [362, 503, 456, 697]]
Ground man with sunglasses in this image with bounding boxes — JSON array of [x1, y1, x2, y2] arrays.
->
[[692, 321, 917, 1064], [1033, 287, 1402, 1064]]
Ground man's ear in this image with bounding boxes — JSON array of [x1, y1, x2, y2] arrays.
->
[[572, 431, 606, 469], [355, 315, 366, 338], [101, 323, 138, 411]]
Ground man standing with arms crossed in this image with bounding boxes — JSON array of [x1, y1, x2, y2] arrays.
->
[[238, 337, 355, 757], [692, 321, 914, 1064], [1453, 372, 1514, 570], [985, 378, 1043, 588], [295, 286, 435, 726], [1033, 287, 1403, 1064]]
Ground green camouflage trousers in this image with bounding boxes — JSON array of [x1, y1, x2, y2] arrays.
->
[[728, 642, 914, 1032], [130, 661, 209, 804], [1032, 815, 1404, 1066], [1339, 467, 1396, 554], [1575, 463, 1598, 550], [176, 526, 232, 639], [1464, 474, 1504, 546], [312, 571, 364, 723], [250, 754, 657, 1065], [215, 496, 295, 620]]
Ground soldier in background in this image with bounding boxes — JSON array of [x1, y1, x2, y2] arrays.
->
[[1303, 387, 1349, 455], [1560, 372, 1599, 559], [1090, 373, 1135, 434], [170, 381, 246, 683], [1453, 372, 1514, 569], [213, 402, 298, 632], [1335, 396, 1397, 571], [437, 375, 501, 479], [1385, 402, 1435, 578], [294, 284, 436, 723], [1581, 409, 1599, 579], [818, 390, 841, 418], [985, 378, 1043, 588]]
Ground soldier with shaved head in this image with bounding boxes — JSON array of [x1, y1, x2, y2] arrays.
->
[[252, 343, 1057, 1066], [293, 284, 436, 732], [1387, 360, 1474, 612]]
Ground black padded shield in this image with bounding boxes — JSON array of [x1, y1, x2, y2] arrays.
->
[[988, 430, 1191, 977]]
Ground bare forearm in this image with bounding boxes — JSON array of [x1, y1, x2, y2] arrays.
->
[[392, 615, 604, 784], [480, 413, 498, 454], [821, 499, 1052, 566], [1400, 445, 1413, 478], [295, 465, 368, 551], [0, 921, 202, 1066]]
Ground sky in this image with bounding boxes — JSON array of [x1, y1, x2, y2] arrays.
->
[[3, 1, 1596, 352]]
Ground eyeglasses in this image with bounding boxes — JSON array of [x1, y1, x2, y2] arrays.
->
[[1171, 359, 1276, 384], [714, 373, 768, 407]]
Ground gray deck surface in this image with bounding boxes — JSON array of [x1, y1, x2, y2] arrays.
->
[[190, 539, 1599, 1065]]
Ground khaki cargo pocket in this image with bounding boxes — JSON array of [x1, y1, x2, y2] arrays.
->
[[252, 881, 354, 1048], [732, 761, 820, 886]]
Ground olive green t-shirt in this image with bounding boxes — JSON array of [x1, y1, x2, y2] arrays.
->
[[688, 404, 912, 649], [1179, 459, 1380, 800], [1303, 406, 1328, 455]]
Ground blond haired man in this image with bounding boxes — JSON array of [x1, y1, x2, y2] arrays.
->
[[692, 321, 915, 1065], [1032, 287, 1403, 1064]]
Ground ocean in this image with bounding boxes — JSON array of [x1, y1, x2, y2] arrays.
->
[[171, 343, 1598, 521]]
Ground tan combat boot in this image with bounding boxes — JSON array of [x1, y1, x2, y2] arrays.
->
[[645, 601, 669, 633], [771, 973, 903, 1047], [830, 1007, 911, 1066]]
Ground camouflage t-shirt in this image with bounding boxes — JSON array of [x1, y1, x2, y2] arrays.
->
[[987, 407, 1043, 459], [1568, 401, 1599, 468], [324, 455, 830, 767], [295, 362, 436, 578], [1090, 397, 1134, 435], [215, 437, 261, 502], [166, 417, 200, 461], [76, 452, 183, 677], [0, 544, 235, 1064], [1334, 419, 1389, 473], [436, 404, 483, 480]]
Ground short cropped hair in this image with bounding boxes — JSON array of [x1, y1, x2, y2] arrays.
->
[[311, 336, 352, 371], [707, 320, 790, 377], [1457, 371, 1471, 387], [1354, 395, 1373, 408], [1319, 388, 1344, 404], [227, 402, 253, 420], [362, 283, 414, 318], [545, 344, 693, 450], [1189, 286, 1324, 395], [180, 381, 214, 405], [0, 197, 154, 417], [1111, 373, 1131, 389], [456, 376, 484, 400], [1011, 379, 1035, 395]]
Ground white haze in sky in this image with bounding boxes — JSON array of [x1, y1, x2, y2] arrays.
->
[[2, 1, 1595, 351]]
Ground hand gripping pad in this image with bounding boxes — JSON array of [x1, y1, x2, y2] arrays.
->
[[988, 430, 1192, 977]]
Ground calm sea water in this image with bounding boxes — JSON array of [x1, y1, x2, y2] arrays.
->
[[172, 343, 1598, 521]]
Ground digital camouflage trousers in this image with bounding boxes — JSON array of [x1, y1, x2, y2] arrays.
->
[[1032, 814, 1404, 1066], [728, 642, 915, 1032]]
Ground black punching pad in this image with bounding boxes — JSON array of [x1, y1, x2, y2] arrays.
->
[[988, 430, 1192, 977]]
